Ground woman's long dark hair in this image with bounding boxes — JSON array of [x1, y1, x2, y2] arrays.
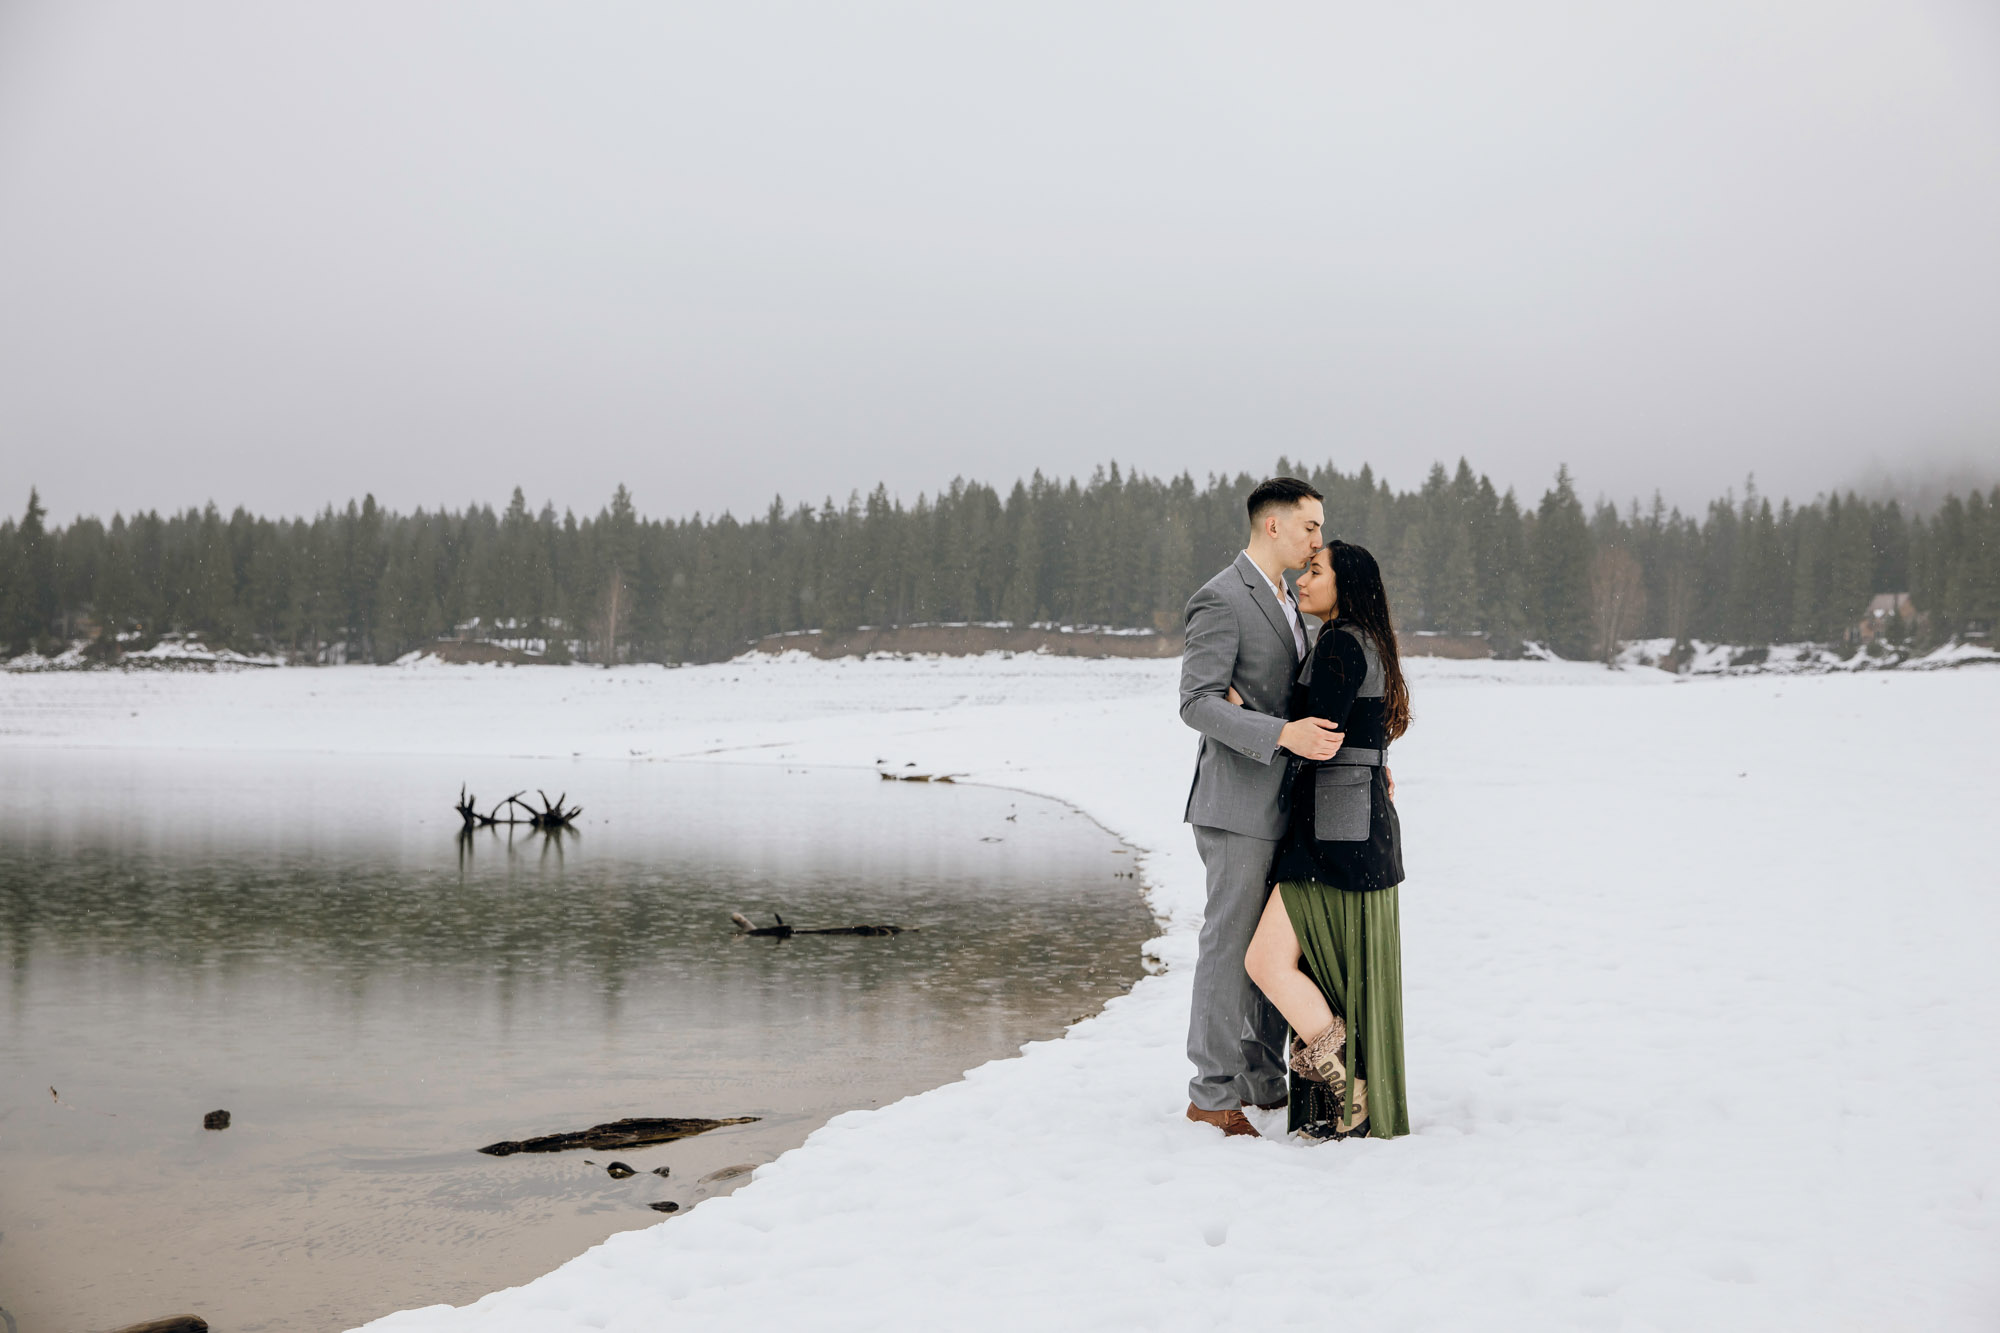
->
[[1326, 540, 1412, 740]]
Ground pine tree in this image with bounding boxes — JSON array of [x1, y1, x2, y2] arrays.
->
[[1725, 496, 1786, 643], [598, 484, 640, 661], [1000, 481, 1040, 626], [1152, 475, 1197, 631], [95, 513, 138, 642], [1480, 489, 1530, 651], [8, 489, 59, 648], [1972, 489, 2000, 637], [1655, 511, 1699, 647], [376, 516, 443, 660], [1530, 467, 1593, 657], [1826, 493, 1875, 640], [184, 504, 239, 645], [0, 516, 23, 653], [1409, 463, 1478, 632]]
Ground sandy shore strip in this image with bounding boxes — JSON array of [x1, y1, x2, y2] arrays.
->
[[5, 655, 1997, 1330]]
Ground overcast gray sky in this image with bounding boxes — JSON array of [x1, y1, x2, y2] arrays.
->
[[4, 0, 1998, 525]]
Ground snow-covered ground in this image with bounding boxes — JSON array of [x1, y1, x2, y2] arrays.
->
[[4, 655, 1996, 1331]]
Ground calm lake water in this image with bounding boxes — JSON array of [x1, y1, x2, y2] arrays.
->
[[0, 751, 1153, 1333]]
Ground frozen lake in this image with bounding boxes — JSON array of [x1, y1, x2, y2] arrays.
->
[[0, 749, 1153, 1333]]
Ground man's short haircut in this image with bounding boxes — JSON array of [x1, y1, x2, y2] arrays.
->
[[1246, 476, 1324, 526]]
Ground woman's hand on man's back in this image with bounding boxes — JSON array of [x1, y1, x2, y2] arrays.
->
[[1280, 717, 1344, 761], [1223, 682, 1344, 762]]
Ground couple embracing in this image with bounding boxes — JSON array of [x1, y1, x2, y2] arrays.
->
[[1180, 477, 1412, 1143]]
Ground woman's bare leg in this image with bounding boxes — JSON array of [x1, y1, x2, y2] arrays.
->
[[1244, 889, 1335, 1038]]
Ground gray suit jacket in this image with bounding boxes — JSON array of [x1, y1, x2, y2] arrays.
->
[[1180, 550, 1305, 839]]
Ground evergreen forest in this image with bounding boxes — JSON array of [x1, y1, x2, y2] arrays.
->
[[2, 460, 1995, 665]]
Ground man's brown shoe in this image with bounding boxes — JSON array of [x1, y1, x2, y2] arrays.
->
[[1185, 1103, 1259, 1137]]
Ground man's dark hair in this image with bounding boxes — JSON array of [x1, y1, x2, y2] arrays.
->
[[1246, 476, 1323, 525]]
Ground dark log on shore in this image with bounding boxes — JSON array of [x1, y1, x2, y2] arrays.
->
[[478, 1116, 759, 1156], [731, 911, 793, 937], [109, 1318, 208, 1333], [731, 911, 906, 938]]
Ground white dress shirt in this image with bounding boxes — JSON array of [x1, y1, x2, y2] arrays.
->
[[1246, 553, 1308, 660]]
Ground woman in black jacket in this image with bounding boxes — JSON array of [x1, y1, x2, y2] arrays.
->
[[1245, 540, 1411, 1140]]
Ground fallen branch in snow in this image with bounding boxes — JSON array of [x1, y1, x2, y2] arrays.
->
[[478, 1116, 760, 1156], [730, 911, 908, 938]]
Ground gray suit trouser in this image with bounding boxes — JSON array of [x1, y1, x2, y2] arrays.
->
[[1187, 824, 1290, 1111]]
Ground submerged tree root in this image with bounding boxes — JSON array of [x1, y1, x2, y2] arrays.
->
[[455, 785, 582, 829]]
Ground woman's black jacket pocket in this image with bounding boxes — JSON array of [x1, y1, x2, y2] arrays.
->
[[1313, 766, 1371, 842]]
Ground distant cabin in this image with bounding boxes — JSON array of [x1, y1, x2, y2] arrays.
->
[[1856, 592, 1917, 643]]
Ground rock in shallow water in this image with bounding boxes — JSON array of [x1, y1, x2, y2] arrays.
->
[[202, 1110, 230, 1131]]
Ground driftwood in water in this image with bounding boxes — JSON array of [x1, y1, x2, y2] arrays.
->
[[456, 785, 582, 829], [730, 912, 906, 938], [478, 1116, 759, 1156]]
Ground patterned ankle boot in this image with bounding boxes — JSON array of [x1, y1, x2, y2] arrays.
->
[[1332, 1076, 1369, 1139], [1288, 1019, 1348, 1092]]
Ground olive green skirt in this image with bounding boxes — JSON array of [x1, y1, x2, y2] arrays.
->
[[1278, 879, 1409, 1139]]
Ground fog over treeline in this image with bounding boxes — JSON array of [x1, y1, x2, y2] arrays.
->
[[2, 461, 1995, 665], [1841, 458, 2000, 518]]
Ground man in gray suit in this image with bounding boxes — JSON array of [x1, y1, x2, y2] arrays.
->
[[1180, 477, 1344, 1137]]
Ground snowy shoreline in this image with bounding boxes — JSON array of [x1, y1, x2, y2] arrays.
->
[[4, 656, 1997, 1330], [8, 631, 1996, 678]]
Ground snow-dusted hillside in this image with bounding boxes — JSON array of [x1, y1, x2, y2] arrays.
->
[[3, 655, 1995, 1331]]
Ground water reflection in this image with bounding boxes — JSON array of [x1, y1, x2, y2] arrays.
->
[[457, 821, 578, 872], [0, 750, 1152, 1333]]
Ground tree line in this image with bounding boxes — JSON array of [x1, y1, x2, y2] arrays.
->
[[1, 459, 1994, 664]]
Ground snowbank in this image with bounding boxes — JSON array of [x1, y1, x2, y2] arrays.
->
[[1905, 637, 2000, 670], [1616, 635, 2000, 675], [2, 657, 1995, 1330], [4, 634, 283, 671]]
